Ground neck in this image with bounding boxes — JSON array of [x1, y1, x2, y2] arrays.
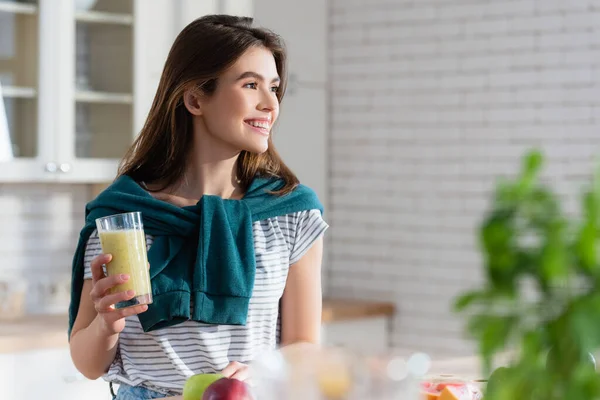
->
[[171, 124, 244, 200]]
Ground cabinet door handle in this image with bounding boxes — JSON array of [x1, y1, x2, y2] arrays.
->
[[45, 162, 57, 172], [59, 163, 71, 173]]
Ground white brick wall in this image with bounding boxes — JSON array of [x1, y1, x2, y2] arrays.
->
[[328, 0, 600, 357], [0, 184, 89, 314]]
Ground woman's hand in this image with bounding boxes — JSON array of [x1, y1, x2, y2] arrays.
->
[[220, 361, 251, 381], [89, 254, 149, 335]]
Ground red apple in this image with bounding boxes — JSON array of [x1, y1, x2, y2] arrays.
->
[[202, 377, 253, 400]]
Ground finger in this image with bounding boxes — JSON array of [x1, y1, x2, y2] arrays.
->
[[221, 361, 242, 378], [115, 304, 149, 319], [230, 367, 250, 382], [90, 254, 111, 284], [90, 274, 129, 302], [103, 304, 149, 324], [95, 290, 136, 312]]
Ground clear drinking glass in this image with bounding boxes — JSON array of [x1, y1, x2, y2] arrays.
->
[[95, 211, 152, 308]]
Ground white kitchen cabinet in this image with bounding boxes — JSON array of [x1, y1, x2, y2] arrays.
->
[[0, 0, 55, 181], [0, 347, 112, 400], [0, 0, 328, 188], [0, 0, 176, 183]]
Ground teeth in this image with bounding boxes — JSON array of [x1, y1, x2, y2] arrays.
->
[[247, 121, 269, 129]]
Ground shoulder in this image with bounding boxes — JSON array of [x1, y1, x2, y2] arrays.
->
[[289, 183, 318, 198], [267, 209, 328, 262], [86, 175, 147, 211], [250, 176, 320, 203], [274, 209, 326, 237], [275, 209, 323, 225], [247, 177, 324, 222]]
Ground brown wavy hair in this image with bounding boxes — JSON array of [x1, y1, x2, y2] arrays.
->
[[118, 15, 298, 195]]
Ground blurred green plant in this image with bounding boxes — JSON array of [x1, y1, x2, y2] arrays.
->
[[454, 150, 600, 400]]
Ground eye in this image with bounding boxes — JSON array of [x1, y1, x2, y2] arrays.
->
[[270, 85, 279, 93], [243, 82, 257, 89]]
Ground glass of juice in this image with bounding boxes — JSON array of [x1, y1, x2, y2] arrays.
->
[[95, 211, 152, 309]]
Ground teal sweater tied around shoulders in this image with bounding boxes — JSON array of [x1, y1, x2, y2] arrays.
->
[[68, 175, 323, 339]]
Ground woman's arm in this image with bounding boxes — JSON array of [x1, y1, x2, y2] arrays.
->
[[280, 236, 324, 347], [69, 280, 121, 379], [70, 254, 148, 379], [220, 237, 324, 380]]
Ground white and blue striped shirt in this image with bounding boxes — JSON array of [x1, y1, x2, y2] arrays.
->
[[83, 209, 328, 395]]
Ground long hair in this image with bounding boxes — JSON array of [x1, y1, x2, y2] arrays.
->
[[118, 15, 298, 195]]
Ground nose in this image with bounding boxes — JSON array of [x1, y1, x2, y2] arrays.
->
[[257, 88, 278, 113]]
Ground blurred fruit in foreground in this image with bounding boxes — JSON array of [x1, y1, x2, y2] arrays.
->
[[420, 379, 482, 400], [183, 373, 225, 400], [439, 385, 473, 400], [202, 377, 253, 400], [315, 356, 352, 399]]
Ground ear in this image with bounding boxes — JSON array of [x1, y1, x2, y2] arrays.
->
[[183, 89, 203, 116]]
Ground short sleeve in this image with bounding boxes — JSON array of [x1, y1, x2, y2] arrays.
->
[[83, 229, 102, 280], [287, 209, 329, 265]]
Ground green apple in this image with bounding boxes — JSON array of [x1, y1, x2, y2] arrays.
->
[[183, 373, 225, 400]]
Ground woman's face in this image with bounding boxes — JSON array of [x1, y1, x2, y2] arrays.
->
[[197, 46, 281, 155]]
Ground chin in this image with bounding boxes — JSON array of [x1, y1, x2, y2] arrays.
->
[[243, 140, 269, 154]]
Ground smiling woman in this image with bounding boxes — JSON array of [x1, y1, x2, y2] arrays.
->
[[117, 14, 296, 198], [67, 14, 328, 400], [183, 46, 282, 157], [236, 70, 280, 138]]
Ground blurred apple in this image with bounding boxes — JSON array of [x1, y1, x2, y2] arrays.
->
[[183, 373, 224, 400], [202, 378, 254, 400]]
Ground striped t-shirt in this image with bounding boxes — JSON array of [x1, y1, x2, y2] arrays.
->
[[83, 209, 328, 395]]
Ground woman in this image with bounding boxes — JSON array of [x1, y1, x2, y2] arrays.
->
[[68, 14, 327, 399]]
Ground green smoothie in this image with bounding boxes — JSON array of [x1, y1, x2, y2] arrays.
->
[[99, 229, 152, 308]]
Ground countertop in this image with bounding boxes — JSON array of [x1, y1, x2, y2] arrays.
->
[[320, 298, 395, 323], [0, 298, 395, 354], [0, 314, 69, 353]]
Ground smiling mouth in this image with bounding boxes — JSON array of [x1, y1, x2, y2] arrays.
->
[[244, 120, 270, 136]]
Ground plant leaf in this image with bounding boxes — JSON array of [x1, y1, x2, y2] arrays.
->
[[453, 290, 483, 312], [540, 219, 569, 283], [468, 314, 516, 374], [576, 222, 596, 273]]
